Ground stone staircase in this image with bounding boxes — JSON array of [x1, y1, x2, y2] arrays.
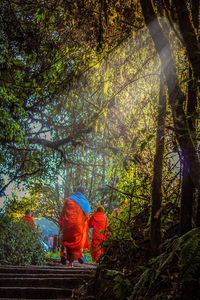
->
[[0, 263, 96, 299]]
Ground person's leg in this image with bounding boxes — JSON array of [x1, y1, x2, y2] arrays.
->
[[63, 245, 67, 255], [78, 257, 84, 264], [68, 253, 76, 267], [61, 245, 67, 265]]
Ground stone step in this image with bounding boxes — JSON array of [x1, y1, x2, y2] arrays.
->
[[0, 272, 92, 278], [0, 287, 73, 299], [0, 263, 96, 299], [0, 265, 95, 274], [0, 277, 87, 288]]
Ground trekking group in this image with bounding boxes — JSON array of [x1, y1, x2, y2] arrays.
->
[[22, 186, 110, 267]]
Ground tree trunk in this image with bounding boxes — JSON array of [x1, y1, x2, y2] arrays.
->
[[101, 153, 106, 204], [140, 0, 200, 193], [174, 0, 200, 81], [181, 158, 194, 233], [150, 72, 166, 256], [180, 66, 198, 233], [88, 156, 97, 199]]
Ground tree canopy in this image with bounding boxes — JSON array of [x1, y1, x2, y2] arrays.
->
[[1, 0, 200, 297]]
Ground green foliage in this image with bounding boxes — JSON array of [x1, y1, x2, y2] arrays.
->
[[45, 250, 60, 260], [130, 228, 200, 299], [107, 203, 143, 240], [84, 251, 93, 263], [179, 229, 200, 283], [108, 211, 132, 240], [0, 214, 45, 266], [101, 237, 137, 275], [113, 273, 131, 299], [97, 270, 132, 300]]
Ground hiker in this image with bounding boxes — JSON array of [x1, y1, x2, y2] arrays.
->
[[89, 205, 109, 262], [53, 234, 58, 253], [48, 236, 54, 252], [58, 186, 90, 267], [21, 209, 36, 232]]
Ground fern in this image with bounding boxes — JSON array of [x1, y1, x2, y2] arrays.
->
[[129, 228, 200, 299], [180, 228, 200, 283]]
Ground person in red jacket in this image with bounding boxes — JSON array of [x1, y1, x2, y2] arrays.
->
[[58, 187, 90, 267], [21, 209, 36, 232], [89, 205, 109, 262]]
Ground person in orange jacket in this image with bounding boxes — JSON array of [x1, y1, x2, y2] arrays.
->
[[21, 209, 36, 232], [58, 187, 90, 267], [89, 205, 109, 262]]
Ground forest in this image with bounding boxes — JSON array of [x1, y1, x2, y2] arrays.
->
[[0, 0, 200, 299]]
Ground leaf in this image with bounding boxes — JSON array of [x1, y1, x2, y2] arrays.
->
[[180, 77, 193, 85], [140, 141, 147, 151], [147, 134, 154, 141], [131, 137, 138, 148], [103, 81, 109, 94], [106, 269, 124, 276], [131, 154, 141, 164], [109, 147, 119, 154]]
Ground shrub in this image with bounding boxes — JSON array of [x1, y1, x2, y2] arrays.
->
[[0, 214, 45, 266], [129, 228, 200, 299]]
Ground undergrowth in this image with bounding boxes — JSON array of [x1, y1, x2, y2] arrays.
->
[[77, 207, 200, 300], [0, 214, 46, 266], [130, 228, 200, 300], [89, 228, 200, 300], [45, 250, 60, 259]]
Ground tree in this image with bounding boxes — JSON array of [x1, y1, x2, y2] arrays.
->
[[150, 72, 166, 255], [140, 0, 200, 235], [0, 0, 106, 193]]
